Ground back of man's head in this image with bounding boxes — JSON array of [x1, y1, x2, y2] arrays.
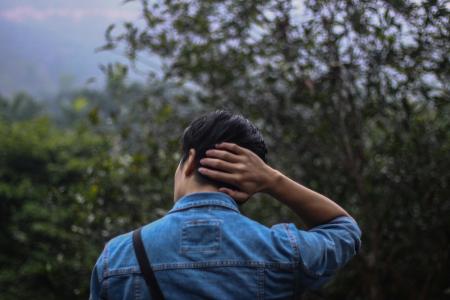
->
[[179, 110, 267, 190]]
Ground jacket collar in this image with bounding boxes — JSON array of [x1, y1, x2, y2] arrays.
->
[[167, 191, 240, 214]]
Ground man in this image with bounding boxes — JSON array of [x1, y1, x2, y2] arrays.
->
[[90, 110, 361, 299]]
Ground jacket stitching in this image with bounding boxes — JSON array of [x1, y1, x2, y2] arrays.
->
[[167, 200, 240, 214], [257, 267, 264, 300], [180, 219, 222, 253], [103, 243, 109, 297], [134, 273, 140, 300], [284, 224, 300, 263], [284, 224, 321, 279], [103, 261, 296, 278]]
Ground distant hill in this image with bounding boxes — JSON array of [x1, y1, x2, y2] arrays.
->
[[0, 1, 154, 98]]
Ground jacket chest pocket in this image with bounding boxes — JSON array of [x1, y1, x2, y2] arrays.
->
[[180, 219, 222, 254]]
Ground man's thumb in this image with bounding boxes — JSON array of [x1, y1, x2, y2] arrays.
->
[[219, 187, 249, 204], [219, 188, 232, 195]]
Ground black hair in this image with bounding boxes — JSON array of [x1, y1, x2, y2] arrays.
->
[[179, 109, 268, 190]]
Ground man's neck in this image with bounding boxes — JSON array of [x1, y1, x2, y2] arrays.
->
[[175, 185, 219, 202]]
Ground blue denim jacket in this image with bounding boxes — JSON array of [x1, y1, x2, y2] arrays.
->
[[90, 191, 361, 299]]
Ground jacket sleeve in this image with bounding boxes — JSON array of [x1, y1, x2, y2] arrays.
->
[[284, 216, 362, 290], [89, 244, 107, 300]]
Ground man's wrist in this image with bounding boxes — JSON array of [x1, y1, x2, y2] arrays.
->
[[261, 167, 283, 195]]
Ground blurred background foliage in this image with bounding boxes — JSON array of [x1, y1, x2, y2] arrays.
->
[[0, 0, 449, 299]]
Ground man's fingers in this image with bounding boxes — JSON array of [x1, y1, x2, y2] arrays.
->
[[205, 148, 241, 163], [199, 157, 239, 173], [215, 142, 248, 155], [198, 167, 237, 184], [218, 188, 250, 203]]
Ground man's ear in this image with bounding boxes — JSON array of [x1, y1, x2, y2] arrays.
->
[[183, 148, 197, 177]]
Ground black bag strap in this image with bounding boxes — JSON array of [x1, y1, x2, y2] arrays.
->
[[132, 227, 165, 300]]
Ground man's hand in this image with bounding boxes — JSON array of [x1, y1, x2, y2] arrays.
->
[[198, 142, 279, 203], [198, 142, 351, 227]]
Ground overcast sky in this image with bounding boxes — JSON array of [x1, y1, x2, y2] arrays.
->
[[0, 0, 311, 98], [0, 0, 143, 97]]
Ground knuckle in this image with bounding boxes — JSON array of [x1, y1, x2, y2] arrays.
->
[[235, 174, 243, 182], [210, 149, 220, 157], [237, 163, 246, 171], [208, 169, 217, 177]]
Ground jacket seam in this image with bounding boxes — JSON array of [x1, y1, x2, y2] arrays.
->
[[103, 261, 297, 278], [167, 200, 240, 214], [134, 273, 140, 300], [284, 224, 320, 279], [103, 243, 110, 297], [284, 223, 300, 263], [257, 267, 264, 300]]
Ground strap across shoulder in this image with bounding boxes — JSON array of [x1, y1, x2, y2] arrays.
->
[[132, 227, 165, 300]]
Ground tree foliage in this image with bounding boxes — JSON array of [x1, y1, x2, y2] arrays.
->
[[0, 0, 449, 299], [100, 0, 450, 299], [0, 92, 183, 299]]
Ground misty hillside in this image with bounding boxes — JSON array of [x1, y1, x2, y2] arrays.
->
[[0, 0, 150, 98]]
